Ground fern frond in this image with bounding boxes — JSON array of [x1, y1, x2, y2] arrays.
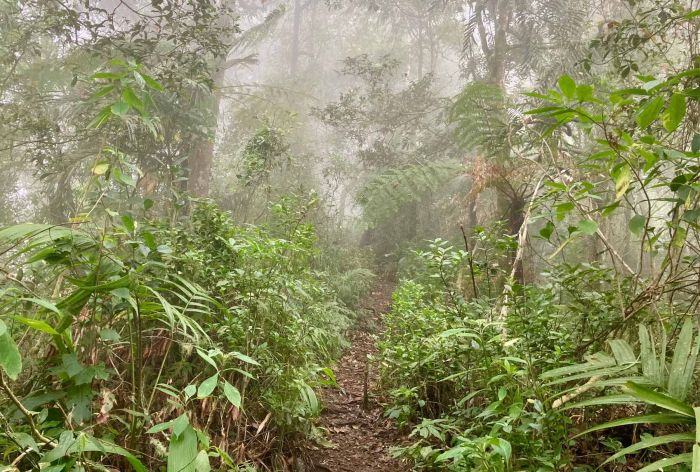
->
[[358, 160, 463, 223]]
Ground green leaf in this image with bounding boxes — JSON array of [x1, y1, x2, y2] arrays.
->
[[558, 75, 576, 100], [637, 453, 692, 472], [624, 381, 694, 417], [222, 381, 241, 408], [691, 133, 700, 153], [614, 165, 631, 199], [112, 168, 136, 187], [88, 106, 112, 128], [576, 84, 594, 101], [629, 214, 646, 236], [92, 160, 110, 175], [574, 413, 693, 438], [636, 95, 664, 129], [172, 413, 190, 439], [122, 87, 144, 113], [663, 93, 686, 132], [436, 446, 469, 462], [146, 420, 174, 434], [91, 72, 121, 80], [667, 319, 698, 401], [21, 297, 62, 315], [140, 73, 164, 91], [194, 450, 211, 472], [197, 373, 218, 399], [167, 424, 197, 472], [111, 101, 129, 116], [121, 214, 135, 232], [0, 321, 22, 380], [577, 219, 598, 235], [184, 384, 196, 400], [561, 394, 639, 411], [539, 221, 554, 240], [231, 351, 260, 366], [89, 85, 115, 101], [604, 432, 694, 464], [13, 316, 59, 335], [195, 348, 217, 369]]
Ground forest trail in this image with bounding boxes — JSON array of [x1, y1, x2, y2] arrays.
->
[[305, 280, 408, 472]]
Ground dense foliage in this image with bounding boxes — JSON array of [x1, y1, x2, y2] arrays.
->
[[2, 0, 700, 471]]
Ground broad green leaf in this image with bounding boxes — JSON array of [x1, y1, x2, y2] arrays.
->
[[555, 202, 574, 221], [112, 168, 136, 187], [667, 319, 699, 401], [558, 75, 576, 100], [167, 424, 197, 472], [577, 219, 598, 235], [111, 101, 129, 116], [539, 221, 555, 240], [92, 161, 110, 175], [222, 381, 241, 408], [663, 93, 686, 132], [184, 384, 196, 399], [172, 413, 190, 439], [636, 95, 664, 129], [629, 214, 646, 236], [0, 321, 22, 380], [624, 381, 694, 417], [639, 325, 663, 385], [608, 339, 636, 365], [197, 373, 218, 399], [194, 450, 211, 472], [576, 84, 593, 101]]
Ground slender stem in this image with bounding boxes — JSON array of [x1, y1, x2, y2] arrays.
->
[[0, 374, 55, 445]]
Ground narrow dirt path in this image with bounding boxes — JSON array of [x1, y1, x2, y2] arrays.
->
[[306, 281, 408, 472]]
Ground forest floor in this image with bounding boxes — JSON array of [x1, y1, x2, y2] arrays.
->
[[305, 280, 408, 472]]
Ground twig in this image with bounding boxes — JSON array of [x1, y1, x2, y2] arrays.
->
[[0, 374, 55, 445]]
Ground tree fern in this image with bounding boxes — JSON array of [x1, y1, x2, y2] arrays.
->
[[358, 160, 463, 223], [449, 82, 510, 158]]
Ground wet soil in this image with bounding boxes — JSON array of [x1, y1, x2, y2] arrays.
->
[[305, 281, 409, 472]]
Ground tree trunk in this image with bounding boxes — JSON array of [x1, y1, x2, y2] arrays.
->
[[188, 68, 224, 197], [290, 0, 301, 76]]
